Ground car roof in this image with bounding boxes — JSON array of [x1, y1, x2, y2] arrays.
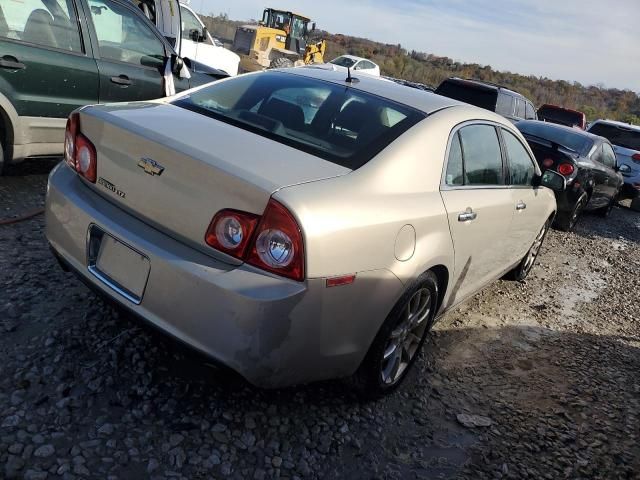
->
[[280, 67, 468, 115], [518, 120, 607, 143], [590, 119, 640, 132]]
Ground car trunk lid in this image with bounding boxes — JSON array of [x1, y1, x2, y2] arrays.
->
[[78, 102, 350, 261]]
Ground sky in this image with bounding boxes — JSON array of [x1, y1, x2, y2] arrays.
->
[[190, 0, 640, 92]]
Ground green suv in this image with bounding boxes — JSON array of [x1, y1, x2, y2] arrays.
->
[[0, 0, 225, 173]]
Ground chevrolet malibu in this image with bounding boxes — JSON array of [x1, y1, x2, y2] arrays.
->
[[46, 68, 563, 395]]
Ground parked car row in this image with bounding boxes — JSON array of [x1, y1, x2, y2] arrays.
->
[[45, 67, 565, 395]]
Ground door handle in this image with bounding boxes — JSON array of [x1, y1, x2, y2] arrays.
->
[[0, 56, 26, 70], [458, 208, 477, 222], [110, 75, 132, 86], [516, 201, 527, 210]]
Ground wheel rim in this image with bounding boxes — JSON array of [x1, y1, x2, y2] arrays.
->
[[380, 288, 432, 385], [569, 194, 587, 229], [522, 222, 548, 275]]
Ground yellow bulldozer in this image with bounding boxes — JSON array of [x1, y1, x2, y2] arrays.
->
[[232, 8, 326, 72]]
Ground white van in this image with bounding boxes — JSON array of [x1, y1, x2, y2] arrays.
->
[[133, 0, 240, 76]]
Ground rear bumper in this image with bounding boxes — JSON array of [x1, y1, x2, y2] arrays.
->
[[45, 164, 403, 387]]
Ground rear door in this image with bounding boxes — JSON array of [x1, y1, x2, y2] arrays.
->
[[0, 0, 98, 119], [440, 123, 514, 304], [600, 142, 622, 199], [83, 0, 171, 102], [589, 144, 612, 208], [501, 127, 545, 261]]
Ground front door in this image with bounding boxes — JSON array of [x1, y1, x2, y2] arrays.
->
[[85, 0, 169, 102], [501, 127, 547, 261], [440, 123, 514, 306], [0, 0, 98, 120], [589, 145, 612, 208]]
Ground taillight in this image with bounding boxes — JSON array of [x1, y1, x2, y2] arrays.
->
[[75, 134, 97, 182], [632, 153, 640, 163], [64, 113, 79, 169], [246, 199, 304, 281], [557, 163, 574, 176], [542, 158, 554, 169], [205, 199, 305, 281], [205, 209, 259, 259], [63, 111, 97, 183]]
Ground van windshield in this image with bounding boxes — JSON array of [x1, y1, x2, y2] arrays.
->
[[435, 81, 498, 111], [172, 71, 425, 169]]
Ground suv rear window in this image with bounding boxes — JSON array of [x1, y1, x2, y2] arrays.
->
[[435, 81, 498, 111], [172, 71, 425, 169], [538, 106, 584, 128], [588, 123, 640, 151]]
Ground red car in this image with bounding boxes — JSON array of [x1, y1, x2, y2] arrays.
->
[[537, 104, 587, 130]]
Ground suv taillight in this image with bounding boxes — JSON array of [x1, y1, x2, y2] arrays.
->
[[205, 199, 305, 281], [64, 112, 97, 183]]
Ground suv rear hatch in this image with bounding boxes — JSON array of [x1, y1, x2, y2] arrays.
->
[[77, 102, 350, 258]]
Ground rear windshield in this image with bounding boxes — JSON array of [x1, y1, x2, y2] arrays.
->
[[588, 123, 640, 151], [538, 106, 584, 128], [517, 121, 593, 155], [435, 81, 498, 111], [172, 71, 424, 169]]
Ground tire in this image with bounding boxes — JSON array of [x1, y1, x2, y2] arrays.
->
[[631, 196, 640, 212], [350, 271, 439, 398], [269, 56, 294, 69], [554, 192, 587, 232], [595, 192, 618, 217], [506, 218, 550, 282]]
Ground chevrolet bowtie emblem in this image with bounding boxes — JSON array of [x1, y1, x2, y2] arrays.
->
[[138, 158, 165, 176]]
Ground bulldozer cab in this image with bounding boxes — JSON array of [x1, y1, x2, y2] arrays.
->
[[260, 8, 311, 54]]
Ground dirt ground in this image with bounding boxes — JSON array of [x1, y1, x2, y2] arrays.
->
[[1, 159, 639, 480]]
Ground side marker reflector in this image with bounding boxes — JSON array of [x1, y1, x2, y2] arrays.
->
[[326, 274, 356, 288]]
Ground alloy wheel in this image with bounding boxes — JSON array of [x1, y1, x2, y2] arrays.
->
[[522, 222, 548, 276], [380, 288, 432, 385]]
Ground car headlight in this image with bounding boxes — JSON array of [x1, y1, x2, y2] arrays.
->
[[275, 35, 286, 43]]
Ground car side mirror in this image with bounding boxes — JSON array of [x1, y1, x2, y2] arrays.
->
[[171, 54, 185, 75], [539, 170, 566, 191]]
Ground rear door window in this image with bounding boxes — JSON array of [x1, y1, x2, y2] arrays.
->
[[525, 102, 536, 120], [601, 143, 617, 168], [1, 0, 82, 52], [458, 124, 504, 186], [514, 98, 526, 119], [502, 129, 536, 186], [496, 94, 514, 116]]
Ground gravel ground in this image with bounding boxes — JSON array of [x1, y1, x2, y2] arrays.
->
[[1, 159, 639, 480]]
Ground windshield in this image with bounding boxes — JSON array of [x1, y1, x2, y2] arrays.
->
[[435, 81, 498, 111], [330, 56, 357, 68], [517, 121, 593, 155], [538, 106, 584, 128], [588, 123, 640, 151], [172, 71, 424, 169]]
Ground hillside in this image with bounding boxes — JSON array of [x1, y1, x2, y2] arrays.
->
[[201, 13, 640, 123]]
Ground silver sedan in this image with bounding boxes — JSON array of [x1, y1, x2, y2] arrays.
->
[[46, 68, 562, 395]]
